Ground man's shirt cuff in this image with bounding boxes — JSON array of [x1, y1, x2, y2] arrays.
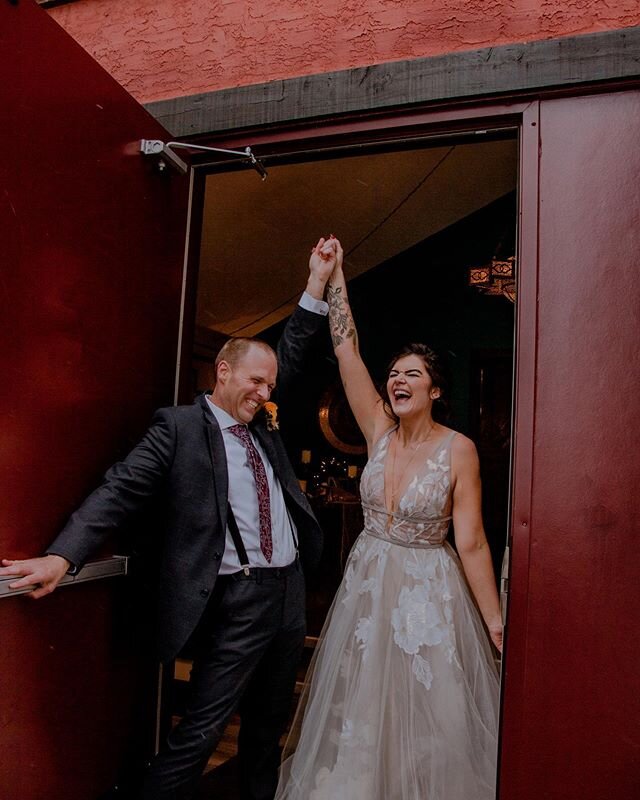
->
[[299, 291, 329, 316]]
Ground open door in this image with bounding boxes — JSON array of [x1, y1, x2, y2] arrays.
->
[[0, 2, 189, 796], [499, 90, 640, 800]]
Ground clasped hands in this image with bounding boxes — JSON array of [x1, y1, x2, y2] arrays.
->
[[307, 235, 344, 299]]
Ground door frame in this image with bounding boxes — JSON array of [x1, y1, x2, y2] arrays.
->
[[173, 99, 540, 794], [145, 27, 639, 796]]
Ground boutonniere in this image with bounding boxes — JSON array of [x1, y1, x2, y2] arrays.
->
[[263, 401, 279, 431]]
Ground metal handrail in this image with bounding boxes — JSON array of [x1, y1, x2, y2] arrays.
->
[[0, 555, 128, 599]]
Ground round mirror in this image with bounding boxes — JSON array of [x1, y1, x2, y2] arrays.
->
[[318, 382, 367, 455]]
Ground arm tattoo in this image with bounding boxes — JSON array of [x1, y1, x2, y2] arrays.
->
[[327, 282, 357, 349]]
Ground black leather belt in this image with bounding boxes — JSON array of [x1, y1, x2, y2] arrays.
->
[[223, 559, 300, 583]]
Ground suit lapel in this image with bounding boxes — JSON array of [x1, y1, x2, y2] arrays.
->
[[252, 424, 297, 496], [199, 395, 229, 532], [252, 423, 279, 471]]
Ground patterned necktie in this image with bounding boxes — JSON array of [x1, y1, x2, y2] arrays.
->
[[228, 424, 273, 563]]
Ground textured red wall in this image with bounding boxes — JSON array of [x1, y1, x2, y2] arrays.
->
[[49, 0, 640, 103]]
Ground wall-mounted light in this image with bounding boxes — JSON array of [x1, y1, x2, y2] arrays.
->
[[468, 256, 516, 303]]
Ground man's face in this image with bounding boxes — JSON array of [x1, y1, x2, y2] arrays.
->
[[214, 345, 278, 424]]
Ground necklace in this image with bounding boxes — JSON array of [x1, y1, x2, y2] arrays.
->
[[387, 423, 435, 513]]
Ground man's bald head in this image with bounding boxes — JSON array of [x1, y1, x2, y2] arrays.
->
[[214, 338, 276, 376]]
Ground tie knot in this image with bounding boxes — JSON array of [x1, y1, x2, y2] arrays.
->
[[229, 424, 252, 445]]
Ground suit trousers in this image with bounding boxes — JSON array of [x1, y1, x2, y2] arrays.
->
[[141, 560, 306, 800]]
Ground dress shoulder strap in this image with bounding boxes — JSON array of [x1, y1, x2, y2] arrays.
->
[[444, 430, 458, 449], [428, 429, 457, 461], [370, 425, 396, 456]]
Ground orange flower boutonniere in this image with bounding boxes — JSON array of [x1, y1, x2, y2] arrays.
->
[[263, 401, 279, 432]]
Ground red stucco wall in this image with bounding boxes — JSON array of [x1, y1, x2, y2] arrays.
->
[[49, 0, 640, 103]]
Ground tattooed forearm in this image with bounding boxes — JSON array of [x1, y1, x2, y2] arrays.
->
[[327, 282, 357, 349]]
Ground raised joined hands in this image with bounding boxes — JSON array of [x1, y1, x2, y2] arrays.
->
[[307, 236, 343, 299]]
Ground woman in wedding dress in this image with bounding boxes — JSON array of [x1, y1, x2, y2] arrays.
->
[[276, 236, 503, 800]]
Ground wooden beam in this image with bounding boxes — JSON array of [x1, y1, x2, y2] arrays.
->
[[146, 27, 640, 138]]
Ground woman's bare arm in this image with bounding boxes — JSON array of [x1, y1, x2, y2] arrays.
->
[[327, 241, 390, 448], [451, 434, 503, 652]]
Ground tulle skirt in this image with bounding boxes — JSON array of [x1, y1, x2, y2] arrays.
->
[[276, 530, 500, 800]]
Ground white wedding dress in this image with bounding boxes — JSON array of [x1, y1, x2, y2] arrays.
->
[[276, 428, 500, 800]]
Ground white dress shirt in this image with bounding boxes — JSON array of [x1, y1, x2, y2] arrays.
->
[[207, 292, 327, 573]]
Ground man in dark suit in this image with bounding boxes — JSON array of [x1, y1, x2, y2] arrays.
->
[[0, 238, 338, 799]]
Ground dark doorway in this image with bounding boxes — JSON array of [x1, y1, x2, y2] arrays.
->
[[177, 133, 518, 788]]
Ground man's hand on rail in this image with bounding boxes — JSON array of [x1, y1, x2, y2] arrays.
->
[[0, 554, 71, 598]]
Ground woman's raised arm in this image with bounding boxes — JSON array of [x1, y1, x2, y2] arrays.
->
[[326, 239, 390, 449]]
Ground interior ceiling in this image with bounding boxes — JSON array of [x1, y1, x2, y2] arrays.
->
[[198, 138, 518, 336]]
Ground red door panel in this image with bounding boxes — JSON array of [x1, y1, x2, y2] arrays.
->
[[500, 89, 640, 800], [0, 1, 188, 796]]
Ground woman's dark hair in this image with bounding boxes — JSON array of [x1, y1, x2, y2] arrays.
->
[[381, 343, 450, 423]]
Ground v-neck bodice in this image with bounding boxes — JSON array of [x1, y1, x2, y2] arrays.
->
[[359, 427, 455, 548]]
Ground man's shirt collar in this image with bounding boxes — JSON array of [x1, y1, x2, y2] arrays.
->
[[205, 395, 246, 431]]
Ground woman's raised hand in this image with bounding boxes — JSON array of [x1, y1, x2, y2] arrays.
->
[[329, 235, 344, 274]]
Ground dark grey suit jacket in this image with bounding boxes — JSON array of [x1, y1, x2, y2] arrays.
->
[[48, 305, 324, 662]]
